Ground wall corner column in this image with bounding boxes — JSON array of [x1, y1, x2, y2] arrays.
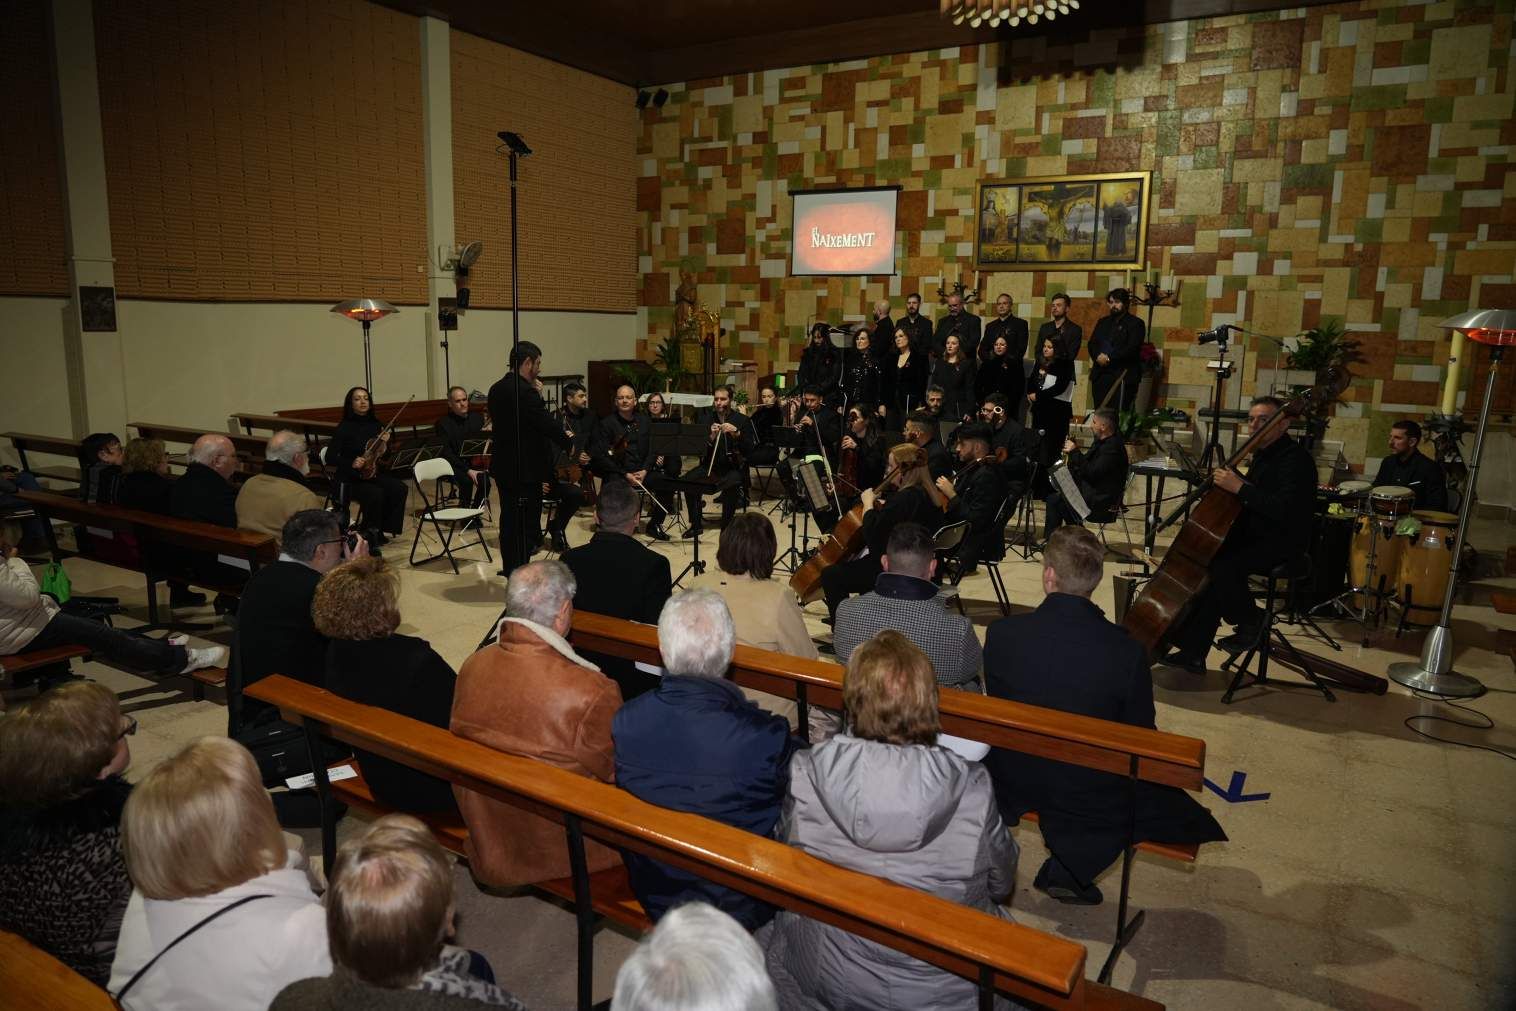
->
[[420, 15, 457, 399]]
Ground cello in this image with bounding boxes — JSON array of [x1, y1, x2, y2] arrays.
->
[[1121, 370, 1348, 656]]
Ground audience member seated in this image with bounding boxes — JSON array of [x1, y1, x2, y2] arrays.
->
[[169, 434, 239, 528], [0, 463, 48, 552], [691, 511, 815, 727], [1, 519, 225, 678], [116, 438, 204, 610], [561, 478, 671, 701], [612, 902, 777, 1011], [234, 510, 362, 732], [983, 527, 1226, 905], [78, 431, 124, 504], [109, 737, 332, 1009], [833, 521, 982, 692], [451, 560, 622, 887], [313, 556, 460, 817], [330, 386, 409, 547], [613, 590, 800, 929], [272, 814, 525, 1010], [236, 430, 323, 541], [763, 631, 1018, 1010], [0, 683, 134, 986], [1042, 408, 1127, 543]]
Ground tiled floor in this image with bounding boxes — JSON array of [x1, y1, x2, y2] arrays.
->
[[15, 488, 1515, 1010]]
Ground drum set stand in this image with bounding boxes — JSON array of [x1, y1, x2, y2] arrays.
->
[[1313, 482, 1459, 646]]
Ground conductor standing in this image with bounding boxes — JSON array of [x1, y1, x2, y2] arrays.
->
[[488, 341, 571, 575]]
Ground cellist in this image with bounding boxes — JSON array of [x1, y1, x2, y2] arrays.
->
[[685, 384, 755, 538], [1160, 395, 1318, 674], [819, 442, 947, 622]]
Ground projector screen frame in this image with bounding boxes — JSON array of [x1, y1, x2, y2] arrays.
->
[[789, 184, 902, 278]]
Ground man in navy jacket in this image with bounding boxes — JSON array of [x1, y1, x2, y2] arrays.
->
[[612, 589, 801, 929]]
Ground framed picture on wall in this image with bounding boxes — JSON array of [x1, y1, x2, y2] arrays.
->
[[79, 285, 118, 332], [974, 171, 1150, 271]]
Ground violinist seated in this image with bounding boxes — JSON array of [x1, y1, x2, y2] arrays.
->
[[1041, 408, 1127, 544], [1160, 396, 1317, 674], [979, 394, 1039, 499], [330, 386, 409, 547], [810, 405, 887, 535], [935, 423, 1010, 575], [819, 442, 948, 622], [590, 384, 674, 541], [902, 412, 954, 483], [434, 385, 490, 511], [1372, 419, 1447, 511], [744, 387, 783, 468], [777, 386, 842, 513], [643, 392, 686, 479], [686, 384, 755, 538], [543, 380, 596, 552]]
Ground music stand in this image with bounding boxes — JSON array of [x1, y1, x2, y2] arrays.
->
[[663, 473, 720, 587], [648, 421, 702, 535], [770, 427, 813, 571]]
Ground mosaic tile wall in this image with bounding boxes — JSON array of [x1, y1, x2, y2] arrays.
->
[[634, 0, 1515, 468]]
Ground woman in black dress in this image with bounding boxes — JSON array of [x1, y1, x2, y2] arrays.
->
[[930, 333, 978, 422], [1027, 337, 1076, 480], [842, 328, 884, 416], [796, 323, 841, 402], [745, 386, 783, 468], [329, 386, 408, 545], [889, 327, 929, 427], [975, 333, 1023, 409]]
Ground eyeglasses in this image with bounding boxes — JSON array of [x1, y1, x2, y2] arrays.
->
[[119, 715, 138, 739]]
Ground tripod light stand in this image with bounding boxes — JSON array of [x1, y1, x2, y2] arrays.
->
[[1388, 308, 1516, 698], [331, 298, 399, 398]]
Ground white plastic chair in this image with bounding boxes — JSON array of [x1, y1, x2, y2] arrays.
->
[[409, 457, 491, 573]]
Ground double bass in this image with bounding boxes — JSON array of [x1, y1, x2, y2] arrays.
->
[[790, 465, 900, 606]]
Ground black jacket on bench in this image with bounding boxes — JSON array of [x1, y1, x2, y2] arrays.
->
[[983, 593, 1225, 885]]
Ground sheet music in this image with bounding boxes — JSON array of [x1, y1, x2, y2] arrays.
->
[[1050, 460, 1091, 520]]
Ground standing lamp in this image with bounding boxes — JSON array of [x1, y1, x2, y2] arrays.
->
[[1388, 308, 1516, 698], [331, 298, 399, 397]]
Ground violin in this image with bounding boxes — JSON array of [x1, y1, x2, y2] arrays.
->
[[556, 407, 597, 506], [357, 396, 413, 479]]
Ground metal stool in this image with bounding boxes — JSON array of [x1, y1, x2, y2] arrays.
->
[[1221, 556, 1336, 704]]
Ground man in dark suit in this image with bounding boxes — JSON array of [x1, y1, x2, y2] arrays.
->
[[561, 478, 672, 700], [903, 412, 954, 482], [985, 527, 1225, 904], [980, 292, 1029, 365], [1043, 408, 1127, 540], [1087, 288, 1146, 412], [435, 386, 490, 509], [1371, 419, 1447, 511], [869, 298, 894, 365], [488, 341, 572, 575], [931, 291, 982, 359], [687, 385, 755, 535], [935, 423, 1009, 573], [898, 291, 934, 351], [1162, 396, 1318, 671], [1037, 292, 1084, 363], [170, 433, 239, 529], [591, 384, 674, 540]]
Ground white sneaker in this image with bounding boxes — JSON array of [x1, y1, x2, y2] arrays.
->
[[179, 645, 228, 674]]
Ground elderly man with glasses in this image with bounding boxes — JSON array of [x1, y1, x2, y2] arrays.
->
[[1160, 396, 1317, 673]]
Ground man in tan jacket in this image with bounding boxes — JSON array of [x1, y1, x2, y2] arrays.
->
[[236, 430, 323, 542], [450, 559, 623, 886]]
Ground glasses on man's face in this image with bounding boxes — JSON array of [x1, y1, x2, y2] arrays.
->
[[119, 715, 138, 739]]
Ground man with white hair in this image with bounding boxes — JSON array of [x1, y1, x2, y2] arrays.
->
[[613, 590, 800, 929], [170, 433, 240, 529], [450, 560, 623, 888], [612, 902, 777, 1011], [236, 430, 322, 540]]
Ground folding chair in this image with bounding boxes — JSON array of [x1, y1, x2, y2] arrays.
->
[[931, 519, 971, 615], [979, 491, 1017, 616], [408, 458, 492, 574]]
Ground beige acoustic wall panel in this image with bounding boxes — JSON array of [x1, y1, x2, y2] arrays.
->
[[451, 31, 636, 312], [93, 0, 428, 303], [0, 1, 69, 297]]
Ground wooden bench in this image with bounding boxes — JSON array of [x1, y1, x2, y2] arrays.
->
[[131, 422, 272, 460], [0, 644, 93, 682], [229, 412, 341, 447], [249, 676, 1159, 1011], [0, 929, 118, 1010], [18, 490, 278, 626], [5, 432, 84, 487], [568, 610, 1209, 983]]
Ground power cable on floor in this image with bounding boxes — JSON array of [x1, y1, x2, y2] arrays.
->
[[1405, 689, 1516, 763]]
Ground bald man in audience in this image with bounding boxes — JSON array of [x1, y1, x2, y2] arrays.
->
[[171, 434, 240, 529], [236, 431, 322, 541]]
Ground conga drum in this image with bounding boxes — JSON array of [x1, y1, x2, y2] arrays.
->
[[1368, 485, 1415, 519], [1348, 513, 1406, 611], [1398, 510, 1458, 625]]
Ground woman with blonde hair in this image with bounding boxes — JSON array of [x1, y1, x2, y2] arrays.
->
[[818, 443, 946, 620], [0, 682, 135, 986], [116, 438, 204, 608], [764, 631, 1018, 1010], [313, 555, 459, 815], [109, 736, 331, 1009]]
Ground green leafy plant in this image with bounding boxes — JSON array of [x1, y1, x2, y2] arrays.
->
[[615, 336, 690, 394], [1119, 407, 1174, 441], [1287, 318, 1362, 377]]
